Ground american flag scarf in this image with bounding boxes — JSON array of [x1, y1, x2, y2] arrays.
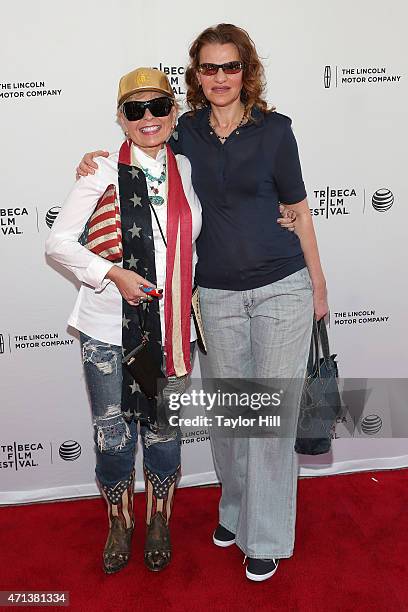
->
[[118, 141, 192, 418], [81, 185, 122, 261]]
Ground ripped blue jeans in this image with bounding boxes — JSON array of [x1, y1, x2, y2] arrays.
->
[[80, 332, 181, 489]]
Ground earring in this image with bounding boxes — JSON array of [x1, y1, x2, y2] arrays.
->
[[169, 124, 178, 142]]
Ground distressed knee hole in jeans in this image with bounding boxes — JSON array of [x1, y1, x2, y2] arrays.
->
[[82, 339, 118, 375], [94, 405, 132, 452], [144, 427, 179, 448]]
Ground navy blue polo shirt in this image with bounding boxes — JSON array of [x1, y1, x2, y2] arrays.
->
[[170, 107, 307, 291]]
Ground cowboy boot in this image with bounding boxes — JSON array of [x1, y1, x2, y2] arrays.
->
[[143, 464, 180, 571], [99, 469, 135, 574]]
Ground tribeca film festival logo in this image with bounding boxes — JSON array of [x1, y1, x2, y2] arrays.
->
[[0, 80, 63, 100], [0, 205, 53, 236], [0, 440, 81, 470], [311, 186, 394, 219], [310, 187, 358, 218], [1, 204, 65, 237], [153, 63, 185, 95], [0, 442, 46, 470], [45, 206, 61, 228], [1, 206, 30, 236], [323, 65, 402, 88]]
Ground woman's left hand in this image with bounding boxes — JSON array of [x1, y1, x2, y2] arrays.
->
[[313, 285, 329, 321], [277, 204, 296, 231]]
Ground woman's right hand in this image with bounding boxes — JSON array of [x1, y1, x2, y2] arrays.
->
[[76, 150, 109, 179], [312, 283, 329, 321], [106, 266, 155, 306]]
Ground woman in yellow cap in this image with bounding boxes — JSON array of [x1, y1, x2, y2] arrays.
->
[[46, 67, 202, 574], [75, 21, 327, 585]]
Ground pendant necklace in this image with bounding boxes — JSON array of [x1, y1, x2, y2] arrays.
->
[[141, 162, 166, 206], [209, 109, 246, 144]]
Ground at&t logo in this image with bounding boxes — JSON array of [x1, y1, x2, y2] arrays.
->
[[361, 414, 382, 435], [45, 206, 61, 228], [59, 440, 81, 461], [371, 188, 394, 212]]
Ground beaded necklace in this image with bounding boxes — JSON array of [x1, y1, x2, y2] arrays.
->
[[209, 109, 246, 144], [141, 161, 166, 206]]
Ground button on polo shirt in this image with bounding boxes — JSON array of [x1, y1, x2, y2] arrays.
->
[[171, 107, 307, 291]]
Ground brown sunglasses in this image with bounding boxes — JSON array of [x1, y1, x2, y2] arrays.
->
[[198, 61, 245, 76]]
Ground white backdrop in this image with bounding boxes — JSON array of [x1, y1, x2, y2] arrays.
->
[[1, 0, 407, 505]]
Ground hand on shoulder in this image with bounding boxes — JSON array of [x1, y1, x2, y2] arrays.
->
[[76, 150, 110, 179]]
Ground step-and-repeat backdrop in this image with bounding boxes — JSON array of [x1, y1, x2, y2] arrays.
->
[[1, 0, 407, 504]]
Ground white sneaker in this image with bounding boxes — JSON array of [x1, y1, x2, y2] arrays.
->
[[212, 524, 236, 547], [245, 557, 279, 581]]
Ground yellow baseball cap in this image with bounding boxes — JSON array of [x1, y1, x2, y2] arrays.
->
[[117, 67, 174, 107]]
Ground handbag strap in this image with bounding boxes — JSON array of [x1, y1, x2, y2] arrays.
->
[[135, 303, 148, 339], [149, 201, 167, 247], [317, 319, 331, 363], [307, 322, 315, 372], [310, 319, 320, 374]]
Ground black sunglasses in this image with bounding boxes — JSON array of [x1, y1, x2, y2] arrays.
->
[[198, 61, 245, 76], [122, 96, 174, 121]]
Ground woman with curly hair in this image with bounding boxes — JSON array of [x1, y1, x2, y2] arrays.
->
[[77, 23, 328, 582]]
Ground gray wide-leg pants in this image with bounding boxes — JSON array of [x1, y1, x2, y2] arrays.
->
[[199, 268, 313, 559]]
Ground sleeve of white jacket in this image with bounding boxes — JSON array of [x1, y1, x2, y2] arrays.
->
[[45, 159, 115, 291]]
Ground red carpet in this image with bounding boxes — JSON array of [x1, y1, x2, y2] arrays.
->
[[1, 469, 408, 612]]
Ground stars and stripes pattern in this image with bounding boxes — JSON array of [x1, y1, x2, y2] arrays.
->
[[118, 140, 193, 380], [144, 464, 180, 525], [83, 184, 123, 261], [163, 145, 193, 378], [79, 139, 193, 424], [100, 469, 135, 529]]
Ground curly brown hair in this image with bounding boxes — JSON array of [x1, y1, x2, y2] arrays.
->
[[185, 23, 273, 116]]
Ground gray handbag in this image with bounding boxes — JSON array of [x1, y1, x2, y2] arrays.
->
[[295, 319, 342, 455]]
